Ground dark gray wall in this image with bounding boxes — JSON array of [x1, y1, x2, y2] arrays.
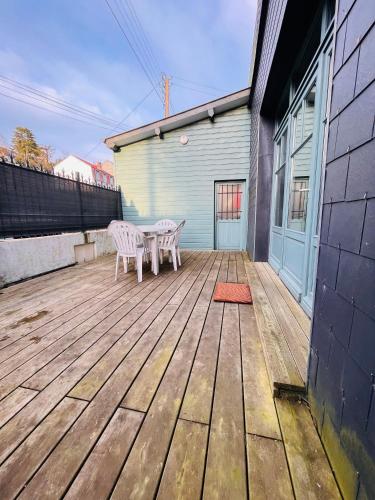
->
[[248, 0, 325, 260], [308, 0, 375, 497], [248, 0, 287, 260]]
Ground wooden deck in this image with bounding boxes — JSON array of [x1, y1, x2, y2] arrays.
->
[[0, 251, 340, 499]]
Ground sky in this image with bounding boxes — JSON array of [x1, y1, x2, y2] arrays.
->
[[0, 0, 257, 163]]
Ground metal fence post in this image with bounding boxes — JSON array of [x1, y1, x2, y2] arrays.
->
[[117, 186, 123, 220], [76, 172, 84, 231]]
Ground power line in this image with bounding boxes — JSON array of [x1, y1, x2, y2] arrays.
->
[[105, 0, 164, 105], [0, 90, 122, 131], [0, 75, 124, 129], [173, 76, 228, 94], [172, 82, 222, 98], [120, 0, 162, 85], [114, 0, 160, 87], [0, 82, 123, 130], [124, 0, 163, 75], [85, 86, 156, 156]]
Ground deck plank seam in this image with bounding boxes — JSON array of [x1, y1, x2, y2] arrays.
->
[[198, 254, 228, 500], [117, 252, 219, 413], [0, 255, 205, 495], [105, 252, 219, 499], [151, 252, 222, 499], [0, 253, 201, 394], [254, 265, 308, 385]]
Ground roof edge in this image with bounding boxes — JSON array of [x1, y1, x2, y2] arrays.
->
[[104, 87, 250, 149]]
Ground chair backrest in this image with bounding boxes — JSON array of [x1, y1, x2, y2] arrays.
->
[[158, 220, 185, 248], [154, 219, 177, 231], [108, 220, 144, 256], [175, 220, 185, 245]]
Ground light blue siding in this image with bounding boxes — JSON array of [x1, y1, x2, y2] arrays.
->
[[114, 106, 250, 249]]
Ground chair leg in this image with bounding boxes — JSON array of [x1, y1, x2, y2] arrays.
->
[[136, 252, 143, 283], [115, 253, 120, 281], [159, 249, 163, 265], [177, 247, 181, 266], [171, 248, 177, 271], [123, 256, 128, 273]]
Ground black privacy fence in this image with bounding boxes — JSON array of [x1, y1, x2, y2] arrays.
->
[[0, 159, 123, 238]]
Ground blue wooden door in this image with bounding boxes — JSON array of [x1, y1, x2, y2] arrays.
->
[[215, 182, 244, 250], [269, 38, 332, 317]]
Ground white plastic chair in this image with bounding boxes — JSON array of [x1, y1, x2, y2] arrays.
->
[[154, 219, 178, 231], [108, 220, 154, 283], [157, 220, 185, 271], [155, 219, 178, 264]]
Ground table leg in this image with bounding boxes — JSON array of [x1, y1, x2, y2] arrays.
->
[[151, 236, 159, 275]]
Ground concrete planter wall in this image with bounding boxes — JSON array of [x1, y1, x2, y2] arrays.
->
[[0, 229, 116, 286]]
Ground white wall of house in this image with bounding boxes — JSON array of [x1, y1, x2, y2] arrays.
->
[[54, 155, 93, 182], [54, 155, 115, 187]]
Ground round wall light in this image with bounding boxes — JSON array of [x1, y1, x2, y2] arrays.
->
[[180, 135, 189, 145]]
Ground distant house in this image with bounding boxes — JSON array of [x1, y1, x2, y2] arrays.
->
[[54, 155, 115, 188]]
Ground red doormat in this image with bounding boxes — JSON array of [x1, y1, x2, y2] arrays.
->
[[213, 282, 252, 304]]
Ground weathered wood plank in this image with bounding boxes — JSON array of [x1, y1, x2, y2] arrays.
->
[[255, 262, 309, 381], [0, 254, 201, 399], [203, 303, 247, 500], [110, 301, 209, 498], [178, 256, 228, 424], [263, 262, 311, 337], [0, 387, 38, 428], [0, 266, 138, 357], [156, 419, 208, 500], [0, 397, 86, 499], [0, 258, 205, 466], [68, 253, 208, 401], [244, 257, 304, 393], [239, 304, 281, 440], [10, 258, 213, 498], [247, 434, 294, 499], [64, 408, 143, 500], [276, 399, 341, 499], [121, 254, 219, 412]]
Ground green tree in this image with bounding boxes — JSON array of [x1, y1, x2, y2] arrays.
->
[[11, 126, 41, 166]]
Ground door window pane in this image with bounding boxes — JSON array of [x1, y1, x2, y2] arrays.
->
[[287, 137, 312, 231], [303, 86, 316, 139], [274, 165, 286, 226], [217, 183, 242, 220], [294, 105, 303, 148]]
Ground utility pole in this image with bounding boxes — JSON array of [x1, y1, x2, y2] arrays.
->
[[162, 74, 170, 118]]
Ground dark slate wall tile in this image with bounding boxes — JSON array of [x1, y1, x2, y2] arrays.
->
[[337, 0, 356, 26], [333, 19, 347, 74], [331, 49, 359, 116], [324, 155, 349, 203], [316, 244, 340, 288], [346, 139, 375, 200], [320, 203, 331, 243], [355, 26, 375, 94], [317, 281, 354, 348], [337, 251, 375, 319], [328, 200, 366, 253], [316, 336, 346, 428], [349, 308, 375, 376], [361, 198, 375, 259], [342, 355, 372, 433], [343, 0, 375, 60], [311, 314, 332, 367], [334, 84, 375, 157], [326, 117, 338, 162], [367, 393, 375, 448]]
